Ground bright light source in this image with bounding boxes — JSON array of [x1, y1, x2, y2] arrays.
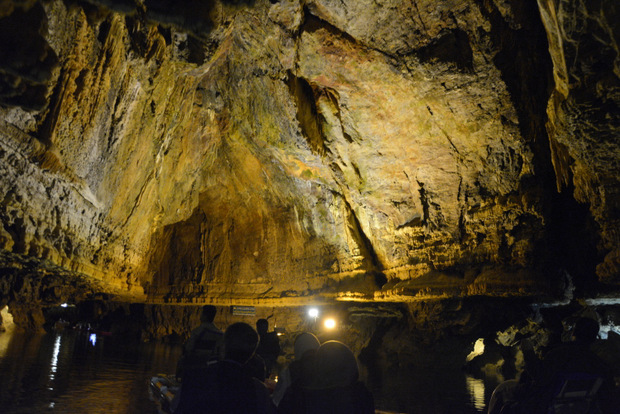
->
[[324, 318, 336, 330], [466, 338, 485, 362], [61, 303, 68, 308], [89, 333, 97, 346], [308, 308, 319, 318]]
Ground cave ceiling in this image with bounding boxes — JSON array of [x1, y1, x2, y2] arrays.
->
[[0, 0, 618, 308]]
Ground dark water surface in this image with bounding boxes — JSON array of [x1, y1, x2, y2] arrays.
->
[[0, 329, 181, 414], [0, 329, 489, 414]]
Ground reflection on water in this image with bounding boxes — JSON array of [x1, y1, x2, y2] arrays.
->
[[363, 337, 492, 414], [465, 375, 486, 411], [50, 334, 61, 381], [367, 366, 491, 414], [0, 329, 182, 414], [0, 328, 490, 414]]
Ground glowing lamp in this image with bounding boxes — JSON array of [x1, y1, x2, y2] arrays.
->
[[308, 308, 319, 318], [324, 318, 336, 330]]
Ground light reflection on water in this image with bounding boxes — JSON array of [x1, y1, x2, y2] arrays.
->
[[363, 338, 491, 414], [465, 375, 486, 411], [50, 334, 61, 381], [368, 370, 489, 414], [0, 329, 489, 414], [0, 329, 182, 414]]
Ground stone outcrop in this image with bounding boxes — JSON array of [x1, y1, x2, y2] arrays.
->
[[0, 0, 618, 321], [537, 0, 620, 284]]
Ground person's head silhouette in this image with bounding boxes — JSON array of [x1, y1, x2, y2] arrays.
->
[[572, 317, 599, 344], [200, 305, 217, 323], [256, 318, 269, 335], [224, 322, 259, 364]]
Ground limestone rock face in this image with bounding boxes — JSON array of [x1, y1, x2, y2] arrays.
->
[[0, 0, 617, 312], [537, 0, 620, 284]]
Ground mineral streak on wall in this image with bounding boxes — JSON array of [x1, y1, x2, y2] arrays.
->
[[0, 0, 618, 316]]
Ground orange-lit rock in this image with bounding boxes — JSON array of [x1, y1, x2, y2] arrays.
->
[[0, 0, 617, 321]]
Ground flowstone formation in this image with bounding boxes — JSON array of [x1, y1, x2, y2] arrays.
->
[[0, 0, 618, 325]]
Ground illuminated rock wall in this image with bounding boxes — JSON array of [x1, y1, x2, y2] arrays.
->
[[0, 0, 618, 314], [537, 0, 620, 283]]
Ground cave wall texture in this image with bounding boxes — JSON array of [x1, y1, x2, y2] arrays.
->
[[0, 0, 618, 317]]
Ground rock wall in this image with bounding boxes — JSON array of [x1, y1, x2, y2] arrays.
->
[[0, 0, 618, 316], [537, 0, 620, 284]]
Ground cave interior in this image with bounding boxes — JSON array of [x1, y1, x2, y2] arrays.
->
[[0, 0, 619, 397]]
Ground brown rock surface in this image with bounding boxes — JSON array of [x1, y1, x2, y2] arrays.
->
[[538, 0, 620, 283], [0, 0, 618, 320]]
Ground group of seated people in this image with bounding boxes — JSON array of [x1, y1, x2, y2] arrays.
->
[[487, 316, 620, 414], [172, 305, 374, 414]]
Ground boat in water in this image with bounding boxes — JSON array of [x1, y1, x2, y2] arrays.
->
[[148, 375, 179, 414]]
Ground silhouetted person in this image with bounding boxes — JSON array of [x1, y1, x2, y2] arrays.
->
[[256, 318, 281, 376], [533, 317, 617, 413], [278, 340, 374, 414], [176, 305, 223, 380], [487, 322, 563, 414], [499, 317, 618, 414], [272, 332, 320, 406], [487, 371, 532, 414], [174, 322, 276, 414], [245, 352, 268, 382]]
